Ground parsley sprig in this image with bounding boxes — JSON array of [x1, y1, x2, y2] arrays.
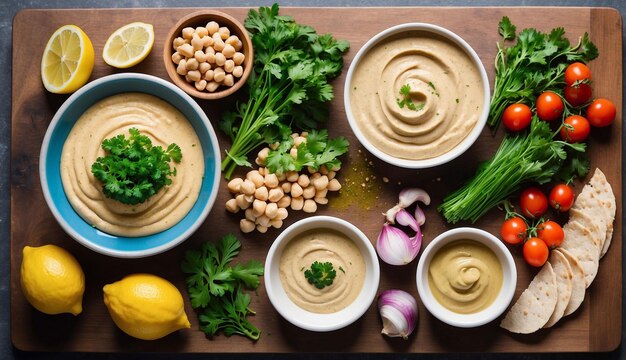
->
[[265, 129, 349, 175], [219, 4, 350, 179], [396, 84, 424, 111], [489, 16, 598, 130], [91, 128, 182, 205], [304, 261, 337, 289], [181, 234, 264, 340]]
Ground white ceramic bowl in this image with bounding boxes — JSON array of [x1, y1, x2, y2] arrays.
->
[[416, 227, 516, 328], [344, 23, 490, 169], [264, 216, 380, 332]]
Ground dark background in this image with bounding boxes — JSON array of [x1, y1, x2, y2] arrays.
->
[[2, 0, 624, 359]]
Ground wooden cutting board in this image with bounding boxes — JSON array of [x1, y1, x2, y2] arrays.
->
[[11, 6, 622, 353]]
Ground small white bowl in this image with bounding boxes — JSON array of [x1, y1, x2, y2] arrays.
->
[[344, 23, 490, 169], [264, 216, 380, 332], [416, 227, 516, 328]]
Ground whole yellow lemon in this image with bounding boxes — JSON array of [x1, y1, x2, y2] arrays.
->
[[103, 273, 191, 340], [20, 244, 85, 315]]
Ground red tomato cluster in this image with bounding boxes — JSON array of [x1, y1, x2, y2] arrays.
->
[[501, 62, 617, 137], [500, 184, 573, 267]]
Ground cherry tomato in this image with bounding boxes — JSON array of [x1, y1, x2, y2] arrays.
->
[[501, 217, 528, 245], [549, 183, 575, 212], [537, 220, 565, 248], [586, 98, 617, 127], [520, 187, 548, 218], [565, 62, 592, 86], [560, 115, 590, 143], [502, 103, 532, 132], [564, 83, 592, 107], [523, 237, 549, 267], [536, 91, 564, 122]]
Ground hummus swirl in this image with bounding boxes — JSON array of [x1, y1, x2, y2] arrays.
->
[[279, 229, 366, 314], [350, 31, 484, 160], [60, 93, 204, 237], [428, 240, 502, 314]]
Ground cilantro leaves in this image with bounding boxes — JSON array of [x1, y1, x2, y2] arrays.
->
[[181, 234, 264, 341], [489, 16, 598, 130], [265, 129, 349, 175], [304, 261, 336, 289], [219, 4, 350, 179], [396, 84, 425, 111], [91, 128, 181, 205]]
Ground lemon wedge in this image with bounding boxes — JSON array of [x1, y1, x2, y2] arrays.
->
[[103, 22, 155, 68], [41, 25, 95, 94]]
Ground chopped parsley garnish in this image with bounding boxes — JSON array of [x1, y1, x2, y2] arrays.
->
[[396, 84, 425, 111], [91, 128, 182, 205], [304, 261, 337, 289]]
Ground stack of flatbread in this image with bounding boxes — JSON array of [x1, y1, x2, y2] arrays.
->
[[500, 168, 616, 334]]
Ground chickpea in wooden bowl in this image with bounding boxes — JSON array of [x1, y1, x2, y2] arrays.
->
[[164, 10, 253, 100]]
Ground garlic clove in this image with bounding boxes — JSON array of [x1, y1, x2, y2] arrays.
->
[[395, 208, 419, 232], [398, 188, 431, 208], [415, 204, 426, 226]]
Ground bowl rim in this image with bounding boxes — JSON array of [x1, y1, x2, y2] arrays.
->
[[343, 22, 491, 169], [264, 215, 381, 332], [415, 227, 517, 328], [39, 72, 222, 258], [163, 9, 254, 100]]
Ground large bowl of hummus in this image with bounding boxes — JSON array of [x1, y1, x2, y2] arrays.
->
[[344, 23, 490, 168], [40, 73, 221, 258], [416, 227, 517, 328], [264, 216, 380, 332]]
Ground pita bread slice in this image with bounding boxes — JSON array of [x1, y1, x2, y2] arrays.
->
[[568, 208, 605, 256], [560, 221, 600, 288], [588, 169, 616, 258], [558, 248, 586, 316], [500, 263, 557, 334], [543, 250, 573, 328]]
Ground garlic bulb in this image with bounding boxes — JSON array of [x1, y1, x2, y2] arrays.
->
[[378, 289, 418, 339]]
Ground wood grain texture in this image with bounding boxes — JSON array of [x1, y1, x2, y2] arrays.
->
[[10, 7, 622, 353]]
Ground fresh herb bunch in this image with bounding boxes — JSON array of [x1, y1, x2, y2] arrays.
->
[[91, 128, 182, 205], [304, 261, 337, 289], [265, 129, 349, 175], [489, 16, 598, 130], [439, 117, 588, 223], [396, 84, 425, 111], [181, 234, 264, 340], [219, 4, 350, 179]]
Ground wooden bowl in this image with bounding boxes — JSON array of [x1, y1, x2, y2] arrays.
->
[[163, 10, 253, 100]]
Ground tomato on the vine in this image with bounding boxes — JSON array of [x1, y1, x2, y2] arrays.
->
[[520, 187, 548, 218], [536, 91, 564, 122], [502, 103, 532, 132], [565, 62, 592, 86], [501, 217, 528, 245], [587, 98, 616, 127], [560, 115, 590, 143], [537, 220, 565, 248], [549, 183, 575, 212], [564, 83, 592, 107], [523, 237, 549, 267]]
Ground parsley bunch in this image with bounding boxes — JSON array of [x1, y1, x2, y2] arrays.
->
[[489, 17, 598, 130], [91, 128, 182, 205], [265, 129, 349, 175], [304, 261, 336, 289], [439, 117, 588, 223], [219, 4, 349, 179], [181, 234, 264, 341]]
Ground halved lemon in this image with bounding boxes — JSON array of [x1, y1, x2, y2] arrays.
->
[[103, 22, 154, 69], [41, 25, 95, 94]]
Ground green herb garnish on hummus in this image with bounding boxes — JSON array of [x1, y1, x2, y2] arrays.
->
[[304, 261, 337, 289]]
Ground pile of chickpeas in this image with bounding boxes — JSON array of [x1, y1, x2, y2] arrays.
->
[[171, 21, 245, 92], [225, 132, 342, 234]]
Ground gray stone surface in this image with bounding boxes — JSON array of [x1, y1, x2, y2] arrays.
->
[[1, 0, 624, 359]]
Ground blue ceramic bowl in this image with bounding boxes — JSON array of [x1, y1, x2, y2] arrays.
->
[[39, 73, 221, 258]]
